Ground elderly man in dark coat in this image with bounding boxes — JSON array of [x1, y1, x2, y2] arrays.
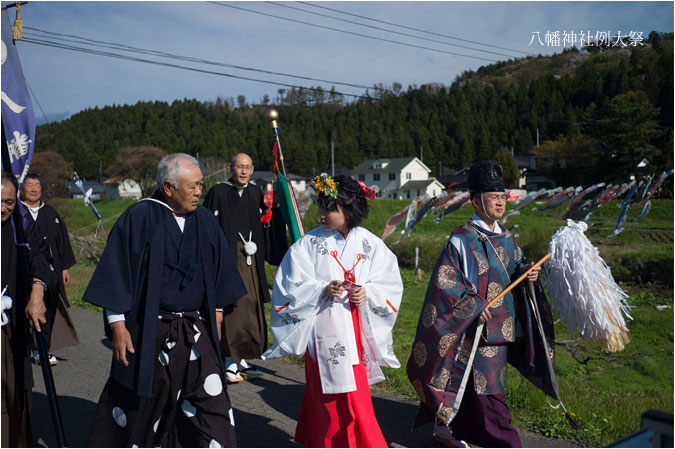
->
[[20, 173, 79, 365], [204, 152, 287, 382], [2, 171, 50, 447], [84, 154, 246, 447]]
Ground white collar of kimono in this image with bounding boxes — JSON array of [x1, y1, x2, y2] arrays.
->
[[331, 228, 354, 255], [140, 197, 174, 212], [139, 198, 185, 232], [470, 213, 502, 234], [222, 180, 256, 189], [20, 200, 44, 212]]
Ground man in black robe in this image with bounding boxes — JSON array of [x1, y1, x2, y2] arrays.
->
[[2, 171, 50, 447], [20, 173, 79, 365], [83, 154, 247, 447], [204, 153, 287, 382]]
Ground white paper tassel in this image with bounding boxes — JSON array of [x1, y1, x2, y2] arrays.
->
[[545, 220, 632, 352]]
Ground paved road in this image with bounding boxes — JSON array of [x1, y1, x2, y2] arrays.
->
[[32, 306, 577, 448]]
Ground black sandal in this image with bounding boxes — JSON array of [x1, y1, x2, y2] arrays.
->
[[239, 366, 262, 380]]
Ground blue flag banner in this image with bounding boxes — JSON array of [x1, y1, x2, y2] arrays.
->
[[1, 8, 35, 187]]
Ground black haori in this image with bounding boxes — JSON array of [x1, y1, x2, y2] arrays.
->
[[87, 311, 236, 447]]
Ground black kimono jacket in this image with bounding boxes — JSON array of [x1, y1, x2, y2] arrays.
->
[[203, 180, 288, 303], [22, 202, 76, 305], [83, 191, 247, 396], [1, 218, 52, 390]]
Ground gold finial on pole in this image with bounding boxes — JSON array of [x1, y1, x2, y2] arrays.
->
[[264, 109, 286, 176], [265, 109, 279, 130]]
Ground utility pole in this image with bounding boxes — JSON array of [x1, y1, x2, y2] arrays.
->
[[420, 145, 423, 162], [331, 140, 335, 177], [330, 127, 337, 177]]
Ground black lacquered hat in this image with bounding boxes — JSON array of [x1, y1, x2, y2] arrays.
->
[[467, 160, 506, 193]]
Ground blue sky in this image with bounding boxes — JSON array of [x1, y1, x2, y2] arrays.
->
[[3, 1, 673, 121]]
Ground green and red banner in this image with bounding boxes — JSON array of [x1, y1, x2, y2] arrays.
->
[[275, 172, 304, 243]]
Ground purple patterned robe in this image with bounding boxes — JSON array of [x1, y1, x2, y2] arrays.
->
[[407, 221, 557, 426]]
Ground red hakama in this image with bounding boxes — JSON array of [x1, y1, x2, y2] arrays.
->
[[294, 302, 387, 448]]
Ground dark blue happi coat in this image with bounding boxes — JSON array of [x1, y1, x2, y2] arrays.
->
[[407, 221, 556, 425], [83, 191, 246, 396]]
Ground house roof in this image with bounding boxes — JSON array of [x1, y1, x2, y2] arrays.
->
[[514, 155, 534, 169], [398, 179, 445, 190], [67, 180, 105, 194], [332, 167, 353, 176], [101, 176, 130, 185], [437, 174, 467, 189], [252, 171, 306, 183], [353, 157, 428, 174]]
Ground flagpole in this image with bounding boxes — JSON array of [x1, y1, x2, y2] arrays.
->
[[264, 109, 287, 177], [264, 108, 304, 242]]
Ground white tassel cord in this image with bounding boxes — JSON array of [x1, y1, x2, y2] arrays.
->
[[545, 220, 632, 352]]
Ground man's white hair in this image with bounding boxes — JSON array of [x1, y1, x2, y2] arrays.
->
[[156, 153, 200, 190]]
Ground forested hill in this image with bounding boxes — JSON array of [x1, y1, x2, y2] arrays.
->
[[35, 33, 673, 185]]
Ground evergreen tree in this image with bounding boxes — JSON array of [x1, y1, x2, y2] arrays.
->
[[494, 146, 519, 188]]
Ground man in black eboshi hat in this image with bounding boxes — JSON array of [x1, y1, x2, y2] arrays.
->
[[407, 160, 556, 448]]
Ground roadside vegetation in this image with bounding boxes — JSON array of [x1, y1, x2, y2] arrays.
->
[[60, 197, 673, 447]]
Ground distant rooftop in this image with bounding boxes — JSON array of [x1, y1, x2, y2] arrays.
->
[[353, 157, 422, 174]]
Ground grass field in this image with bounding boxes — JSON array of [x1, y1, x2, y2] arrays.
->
[[56, 195, 673, 446]]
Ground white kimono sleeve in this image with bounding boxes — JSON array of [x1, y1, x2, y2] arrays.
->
[[262, 237, 328, 359], [358, 236, 403, 382]]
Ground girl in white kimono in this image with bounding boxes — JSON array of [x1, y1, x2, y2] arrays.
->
[[263, 174, 403, 448]]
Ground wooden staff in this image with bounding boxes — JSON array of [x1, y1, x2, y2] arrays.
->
[[486, 253, 551, 309]]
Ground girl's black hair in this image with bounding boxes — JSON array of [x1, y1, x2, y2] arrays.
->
[[316, 174, 369, 229]]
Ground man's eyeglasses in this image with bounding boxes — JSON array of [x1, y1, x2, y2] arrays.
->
[[233, 164, 253, 171]]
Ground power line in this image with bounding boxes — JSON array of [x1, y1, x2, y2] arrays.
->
[[299, 1, 535, 57], [208, 2, 499, 63], [266, 1, 521, 60], [23, 26, 373, 91], [20, 37, 371, 100], [24, 78, 49, 125]]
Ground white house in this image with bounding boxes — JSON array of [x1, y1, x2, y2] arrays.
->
[[252, 171, 307, 193], [102, 178, 143, 200], [352, 157, 446, 199]]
